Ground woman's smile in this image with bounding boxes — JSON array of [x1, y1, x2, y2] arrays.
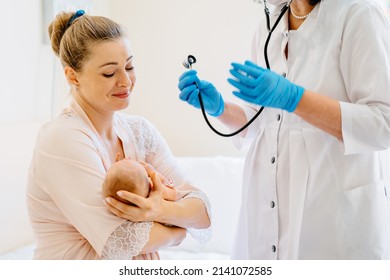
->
[[112, 91, 129, 99]]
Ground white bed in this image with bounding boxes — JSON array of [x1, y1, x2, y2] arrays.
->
[[0, 121, 244, 260]]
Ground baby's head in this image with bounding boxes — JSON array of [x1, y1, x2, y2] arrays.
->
[[102, 159, 150, 203]]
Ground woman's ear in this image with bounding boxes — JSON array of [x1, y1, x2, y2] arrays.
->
[[64, 66, 79, 88]]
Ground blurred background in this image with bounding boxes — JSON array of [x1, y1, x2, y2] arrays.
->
[[1, 0, 389, 157]]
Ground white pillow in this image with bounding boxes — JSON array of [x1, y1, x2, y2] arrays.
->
[[174, 156, 244, 257]]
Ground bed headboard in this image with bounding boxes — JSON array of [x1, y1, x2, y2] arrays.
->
[[0, 121, 43, 254]]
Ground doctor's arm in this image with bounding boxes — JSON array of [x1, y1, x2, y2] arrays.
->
[[294, 91, 342, 140], [228, 61, 343, 140], [220, 87, 342, 140], [217, 101, 250, 137]]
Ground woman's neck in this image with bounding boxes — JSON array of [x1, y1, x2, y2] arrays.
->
[[74, 94, 115, 139], [289, 0, 315, 30], [73, 93, 125, 163]]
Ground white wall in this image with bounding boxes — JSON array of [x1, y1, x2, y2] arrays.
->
[[0, 0, 111, 124], [0, 0, 261, 157], [0, 0, 42, 124], [109, 0, 261, 156], [11, 0, 260, 157]]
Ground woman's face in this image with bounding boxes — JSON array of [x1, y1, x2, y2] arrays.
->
[[74, 38, 136, 114]]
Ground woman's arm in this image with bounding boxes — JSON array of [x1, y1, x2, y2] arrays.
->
[[220, 91, 342, 140], [101, 220, 186, 259], [216, 101, 249, 137], [294, 90, 342, 140], [104, 164, 211, 229], [140, 223, 186, 254], [158, 195, 211, 229]]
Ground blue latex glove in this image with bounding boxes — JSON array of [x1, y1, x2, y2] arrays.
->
[[227, 61, 304, 112], [178, 70, 224, 117]]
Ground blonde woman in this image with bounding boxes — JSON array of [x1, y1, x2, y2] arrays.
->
[[27, 10, 211, 260]]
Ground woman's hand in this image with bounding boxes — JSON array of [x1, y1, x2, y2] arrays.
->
[[104, 163, 166, 222]]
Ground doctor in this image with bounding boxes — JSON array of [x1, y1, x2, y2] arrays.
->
[[178, 0, 390, 259]]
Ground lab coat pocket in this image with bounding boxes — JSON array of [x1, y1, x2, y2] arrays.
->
[[339, 180, 390, 259]]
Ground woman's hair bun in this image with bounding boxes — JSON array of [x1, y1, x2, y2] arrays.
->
[[47, 12, 73, 57]]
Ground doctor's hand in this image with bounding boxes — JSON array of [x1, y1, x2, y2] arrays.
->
[[104, 164, 166, 223], [178, 70, 224, 117], [228, 61, 305, 112]]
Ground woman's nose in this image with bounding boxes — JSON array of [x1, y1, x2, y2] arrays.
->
[[117, 70, 132, 88]]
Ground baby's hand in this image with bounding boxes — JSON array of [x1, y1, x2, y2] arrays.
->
[[163, 185, 177, 201], [159, 175, 177, 201], [139, 161, 178, 201]]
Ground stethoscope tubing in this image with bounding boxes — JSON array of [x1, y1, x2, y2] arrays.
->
[[196, 2, 290, 137]]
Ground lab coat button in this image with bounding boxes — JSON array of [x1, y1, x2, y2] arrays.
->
[[272, 245, 277, 252], [282, 72, 287, 78], [271, 157, 276, 164], [270, 201, 275, 208], [277, 114, 281, 121]]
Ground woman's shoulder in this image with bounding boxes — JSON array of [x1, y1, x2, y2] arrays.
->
[[339, 0, 388, 31], [35, 113, 95, 152], [329, 0, 383, 14], [317, 0, 387, 40], [40, 113, 88, 136]]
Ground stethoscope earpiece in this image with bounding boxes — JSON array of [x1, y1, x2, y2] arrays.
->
[[183, 55, 197, 69]]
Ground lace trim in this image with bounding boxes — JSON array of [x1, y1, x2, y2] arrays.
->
[[126, 117, 158, 159], [101, 221, 153, 260], [180, 191, 212, 244]]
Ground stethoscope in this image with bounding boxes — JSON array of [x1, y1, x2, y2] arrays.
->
[[183, 0, 292, 137]]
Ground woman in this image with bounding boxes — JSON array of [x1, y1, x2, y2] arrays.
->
[[26, 10, 211, 260], [178, 0, 390, 259]]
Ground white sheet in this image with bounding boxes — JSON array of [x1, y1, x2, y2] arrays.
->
[[0, 244, 230, 260], [0, 244, 35, 260]]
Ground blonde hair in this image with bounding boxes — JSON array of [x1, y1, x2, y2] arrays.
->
[[48, 11, 123, 71]]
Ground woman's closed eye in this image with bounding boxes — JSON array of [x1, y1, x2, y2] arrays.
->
[[103, 73, 115, 78], [102, 67, 134, 78]]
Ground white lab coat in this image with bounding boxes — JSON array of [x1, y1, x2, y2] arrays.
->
[[232, 0, 390, 259]]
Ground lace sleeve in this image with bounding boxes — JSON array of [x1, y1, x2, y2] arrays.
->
[[101, 221, 153, 260], [180, 191, 212, 244]]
